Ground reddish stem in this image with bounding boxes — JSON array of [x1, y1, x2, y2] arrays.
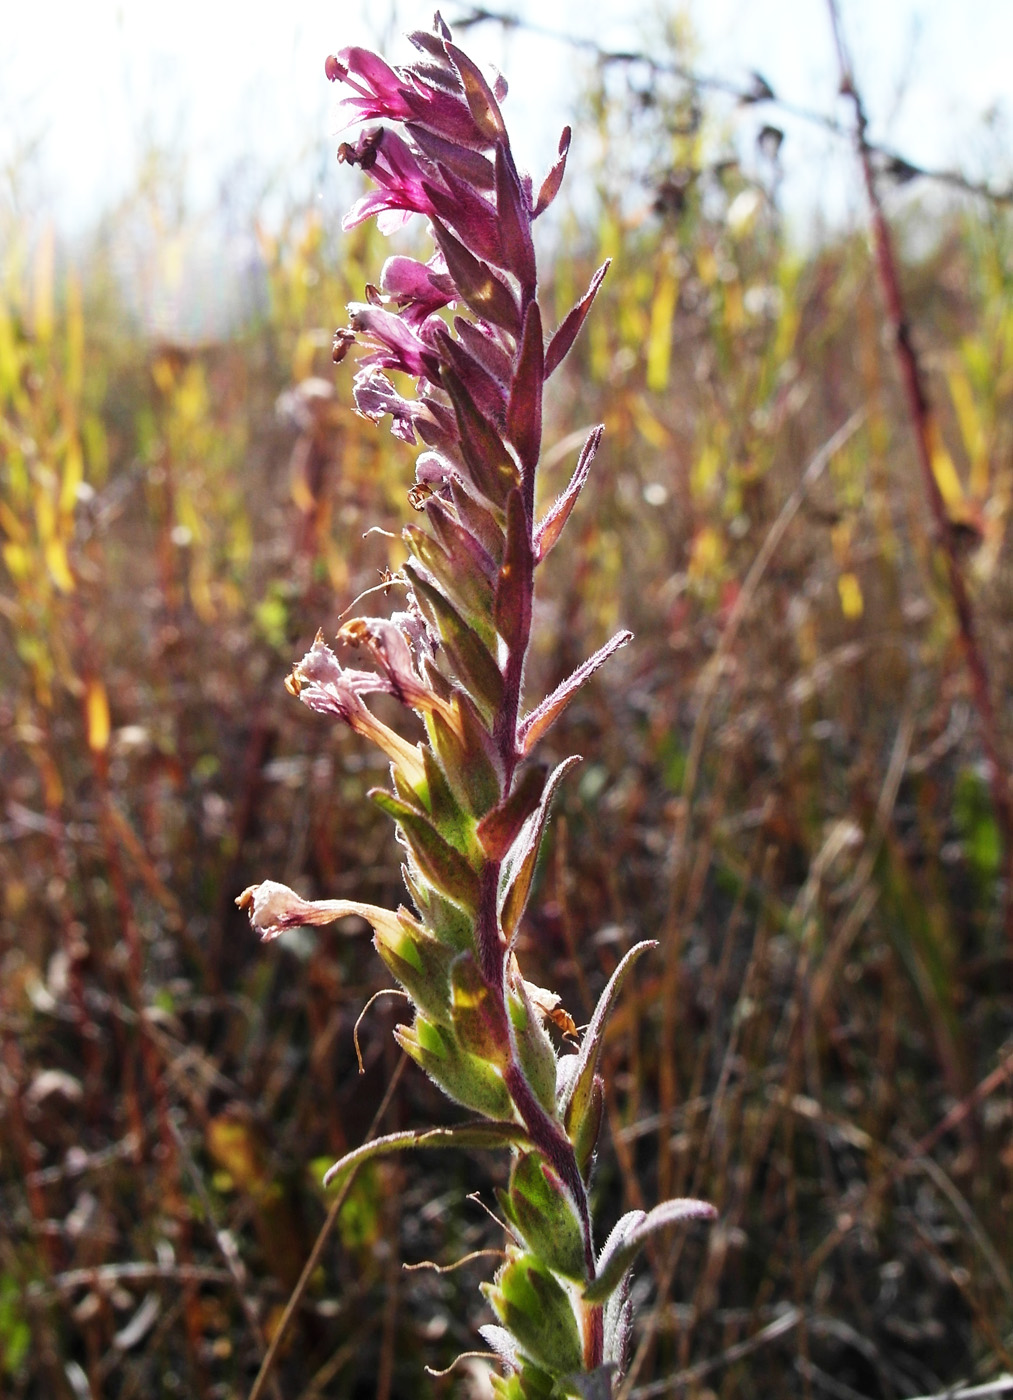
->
[[827, 0, 1013, 942]]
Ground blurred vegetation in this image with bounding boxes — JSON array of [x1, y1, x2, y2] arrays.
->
[[2, 21, 1013, 1400]]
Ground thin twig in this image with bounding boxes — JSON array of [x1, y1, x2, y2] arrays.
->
[[246, 1054, 407, 1400], [451, 6, 1013, 207], [826, 0, 1013, 943]]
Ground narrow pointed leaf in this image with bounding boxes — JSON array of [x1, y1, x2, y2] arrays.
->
[[583, 1198, 717, 1303], [535, 424, 602, 561], [432, 323, 507, 424], [322, 1120, 531, 1189], [545, 260, 610, 378], [506, 301, 544, 472], [476, 764, 548, 861], [494, 143, 536, 291], [499, 756, 581, 939], [495, 490, 533, 654], [445, 41, 507, 144], [559, 941, 656, 1133], [431, 219, 521, 333], [411, 572, 505, 719], [371, 789, 481, 911], [404, 529, 495, 638], [519, 629, 633, 755], [533, 127, 572, 218], [428, 694, 502, 818], [443, 364, 521, 509]]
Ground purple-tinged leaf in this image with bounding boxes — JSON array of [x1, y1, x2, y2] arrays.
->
[[494, 489, 533, 655], [407, 123, 495, 190], [562, 1366, 616, 1400], [404, 528, 495, 639], [454, 316, 513, 386], [533, 126, 572, 218], [506, 301, 544, 472], [445, 41, 507, 144], [448, 478, 506, 563], [535, 424, 602, 560], [584, 1198, 717, 1304], [519, 629, 633, 755], [372, 909, 455, 1026], [432, 324, 507, 425], [425, 497, 498, 584], [558, 941, 655, 1140], [371, 788, 481, 912], [442, 365, 520, 509], [476, 764, 547, 862], [430, 218, 520, 334], [450, 950, 510, 1063], [499, 756, 581, 940], [428, 692, 502, 818], [544, 260, 611, 378], [424, 170, 502, 268], [494, 144, 536, 293], [604, 1277, 634, 1376], [322, 1119, 531, 1191], [410, 572, 505, 721]]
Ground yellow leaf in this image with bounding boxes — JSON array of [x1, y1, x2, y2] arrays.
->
[[689, 525, 724, 580], [60, 439, 84, 515], [838, 572, 864, 619], [646, 261, 679, 392], [66, 271, 84, 401], [85, 678, 111, 753], [927, 419, 964, 513], [947, 367, 988, 500], [32, 226, 55, 343], [44, 537, 75, 594]]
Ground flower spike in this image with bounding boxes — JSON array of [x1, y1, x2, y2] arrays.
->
[[243, 17, 713, 1395]]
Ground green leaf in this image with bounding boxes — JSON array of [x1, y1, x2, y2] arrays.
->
[[482, 1251, 583, 1377], [411, 570, 505, 720], [372, 909, 455, 1026], [583, 1198, 716, 1303], [504, 1151, 587, 1280], [322, 1119, 531, 1190], [371, 789, 482, 912], [404, 528, 495, 642], [499, 756, 581, 939], [395, 1015, 515, 1118], [559, 941, 656, 1143]]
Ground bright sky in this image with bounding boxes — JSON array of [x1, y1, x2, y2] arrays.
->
[[4, 1, 1010, 253]]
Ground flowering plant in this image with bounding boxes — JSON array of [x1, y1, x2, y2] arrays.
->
[[239, 15, 713, 1396]]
